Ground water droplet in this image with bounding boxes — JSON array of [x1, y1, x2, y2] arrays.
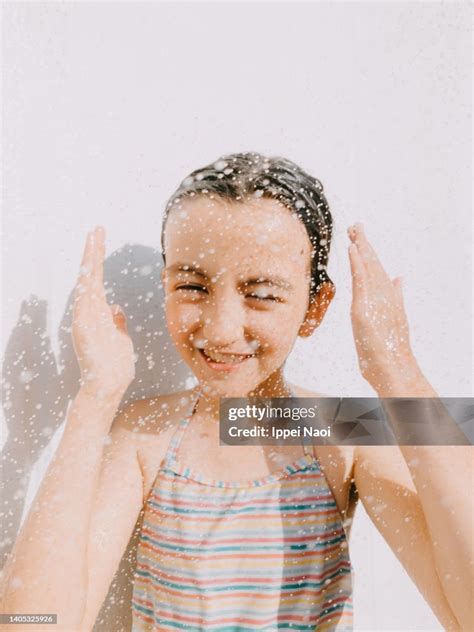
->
[[139, 265, 152, 277], [19, 370, 34, 384], [213, 160, 228, 171]]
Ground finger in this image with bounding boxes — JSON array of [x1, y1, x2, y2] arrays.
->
[[348, 243, 368, 300], [350, 223, 388, 280], [79, 231, 93, 279], [93, 226, 106, 291], [75, 231, 94, 301]]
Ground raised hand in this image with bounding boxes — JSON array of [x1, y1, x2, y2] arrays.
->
[[72, 226, 135, 396], [347, 222, 417, 393]]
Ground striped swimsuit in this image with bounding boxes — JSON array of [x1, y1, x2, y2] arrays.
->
[[131, 396, 353, 631]]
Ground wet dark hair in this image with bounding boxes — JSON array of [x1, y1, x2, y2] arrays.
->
[[161, 151, 334, 301]]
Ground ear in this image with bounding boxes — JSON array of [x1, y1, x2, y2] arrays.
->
[[298, 281, 335, 338]]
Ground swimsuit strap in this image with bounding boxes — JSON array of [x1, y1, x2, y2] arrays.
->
[[163, 389, 201, 468], [302, 430, 315, 457], [287, 385, 314, 458]]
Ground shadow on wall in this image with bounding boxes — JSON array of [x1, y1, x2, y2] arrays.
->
[[1, 243, 193, 631]]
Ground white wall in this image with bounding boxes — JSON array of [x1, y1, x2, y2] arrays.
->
[[1, 2, 471, 630]]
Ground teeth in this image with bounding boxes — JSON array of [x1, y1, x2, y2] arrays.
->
[[202, 350, 251, 365]]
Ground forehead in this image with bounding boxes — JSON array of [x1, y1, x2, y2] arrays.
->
[[163, 195, 312, 274]]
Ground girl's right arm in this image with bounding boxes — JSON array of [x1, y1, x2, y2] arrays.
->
[[0, 227, 140, 631], [0, 385, 141, 632]]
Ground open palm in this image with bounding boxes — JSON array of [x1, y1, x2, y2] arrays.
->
[[347, 223, 414, 391], [72, 226, 136, 395]]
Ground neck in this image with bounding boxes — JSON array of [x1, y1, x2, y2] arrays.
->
[[191, 369, 293, 422]]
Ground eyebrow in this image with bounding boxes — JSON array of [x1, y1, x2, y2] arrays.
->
[[167, 263, 208, 279], [167, 263, 293, 291], [243, 277, 293, 291]]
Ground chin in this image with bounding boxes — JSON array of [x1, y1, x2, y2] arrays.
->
[[198, 381, 248, 399], [195, 376, 261, 399]]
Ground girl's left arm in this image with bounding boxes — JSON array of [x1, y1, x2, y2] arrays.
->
[[354, 433, 473, 630], [369, 371, 473, 631], [347, 223, 473, 630]]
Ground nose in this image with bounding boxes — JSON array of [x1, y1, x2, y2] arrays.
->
[[200, 290, 246, 348]]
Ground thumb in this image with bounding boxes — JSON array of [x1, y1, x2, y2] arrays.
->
[[110, 304, 129, 334]]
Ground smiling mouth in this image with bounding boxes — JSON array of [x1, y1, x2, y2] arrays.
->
[[198, 348, 255, 369]]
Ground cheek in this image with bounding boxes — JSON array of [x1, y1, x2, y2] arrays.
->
[[165, 300, 201, 337], [249, 308, 300, 352]]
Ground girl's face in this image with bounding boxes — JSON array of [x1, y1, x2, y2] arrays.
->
[[162, 195, 318, 397]]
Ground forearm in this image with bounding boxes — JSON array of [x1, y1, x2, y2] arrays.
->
[[398, 444, 473, 630], [376, 368, 474, 629], [0, 385, 125, 632]]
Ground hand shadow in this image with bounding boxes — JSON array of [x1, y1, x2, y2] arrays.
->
[[1, 242, 193, 631]]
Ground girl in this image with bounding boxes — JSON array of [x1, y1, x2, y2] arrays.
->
[[0, 153, 472, 632]]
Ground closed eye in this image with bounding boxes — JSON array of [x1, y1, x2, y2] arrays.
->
[[246, 293, 282, 302], [175, 286, 281, 301], [176, 284, 208, 293]]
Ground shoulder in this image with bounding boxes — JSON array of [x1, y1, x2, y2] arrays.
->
[[112, 388, 197, 437]]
